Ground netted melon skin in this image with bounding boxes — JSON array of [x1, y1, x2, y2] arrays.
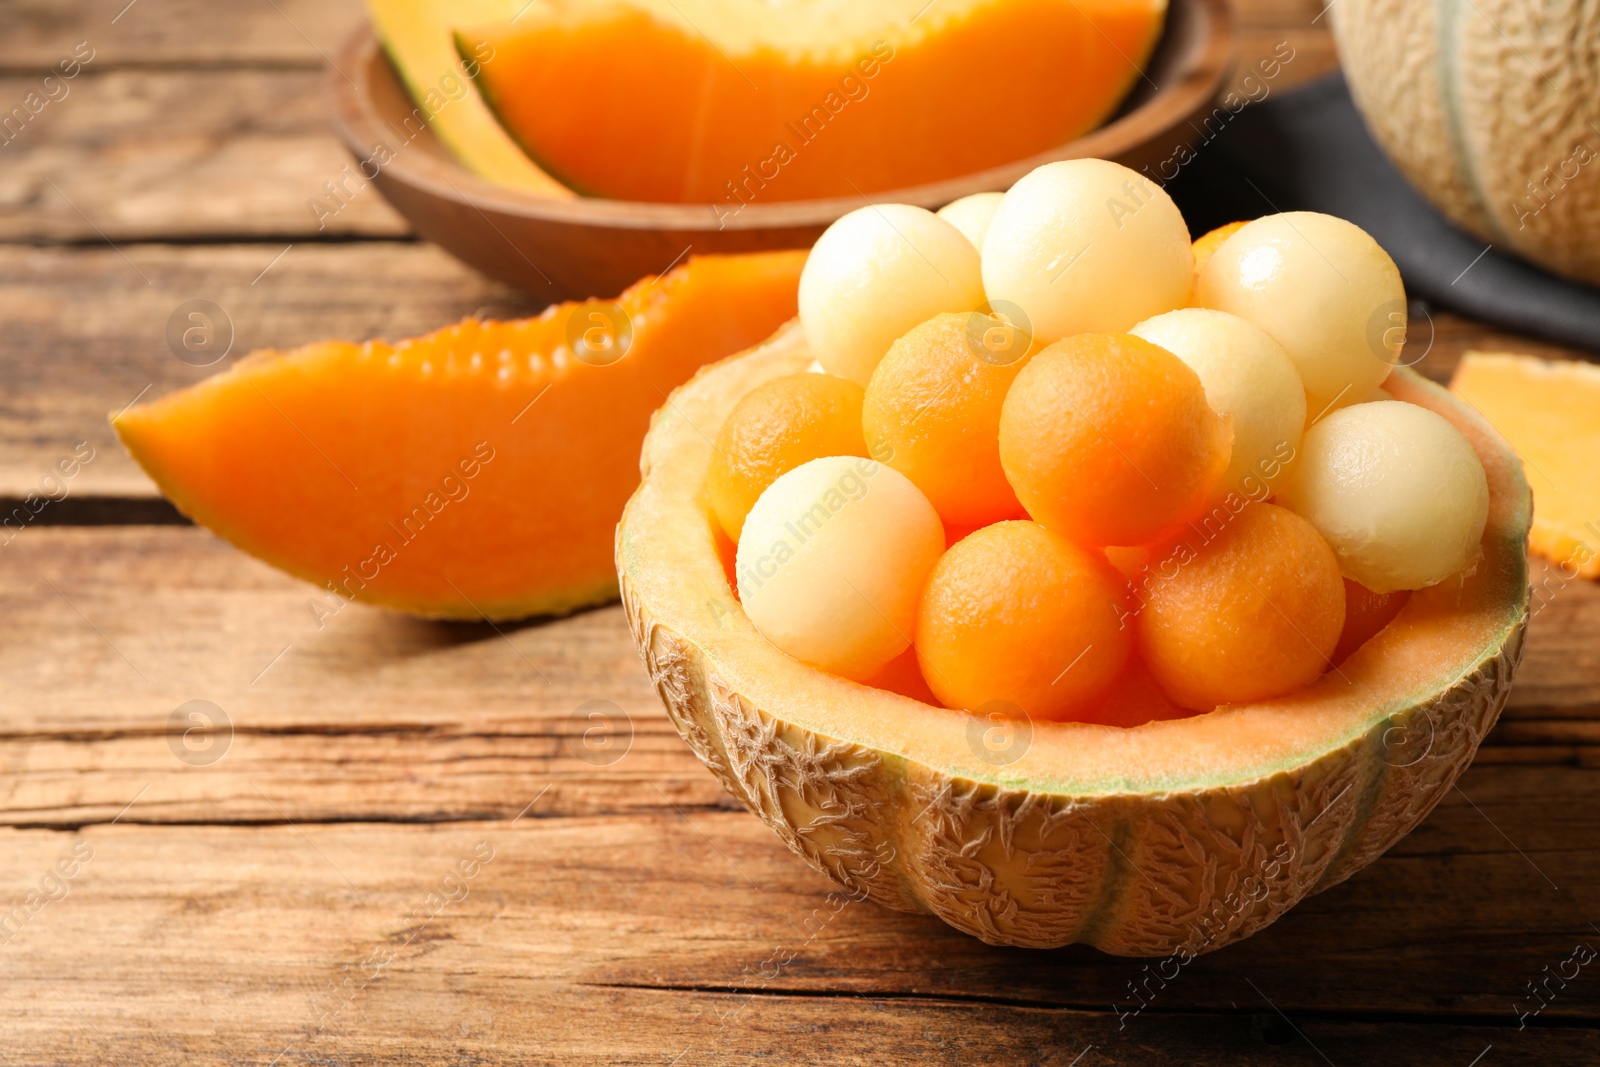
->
[[620, 564, 1524, 955], [1332, 0, 1600, 286]]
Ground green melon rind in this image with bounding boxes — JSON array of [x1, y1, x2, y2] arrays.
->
[[616, 324, 1530, 953]]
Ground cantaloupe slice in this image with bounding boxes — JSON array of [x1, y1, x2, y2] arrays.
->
[[366, 0, 574, 196], [617, 322, 1529, 954], [1452, 351, 1600, 578], [457, 0, 1167, 203], [114, 251, 804, 620]]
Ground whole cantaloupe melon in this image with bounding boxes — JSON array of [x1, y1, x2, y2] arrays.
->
[[1332, 0, 1600, 285]]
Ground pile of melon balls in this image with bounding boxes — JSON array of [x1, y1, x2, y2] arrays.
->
[[708, 158, 1490, 722]]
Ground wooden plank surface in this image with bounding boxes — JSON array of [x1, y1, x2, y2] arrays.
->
[[0, 69, 410, 242], [5, 0, 1600, 1063], [0, 0, 365, 69], [0, 809, 1596, 1066]]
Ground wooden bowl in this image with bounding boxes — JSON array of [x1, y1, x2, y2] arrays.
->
[[328, 0, 1235, 303]]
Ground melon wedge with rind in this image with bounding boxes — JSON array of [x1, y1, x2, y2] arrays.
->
[[366, 0, 574, 197], [113, 252, 804, 622], [456, 0, 1167, 203], [616, 321, 1530, 955]]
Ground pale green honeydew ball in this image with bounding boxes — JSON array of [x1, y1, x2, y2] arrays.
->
[[798, 204, 985, 385], [980, 158, 1193, 343], [735, 456, 944, 680], [1276, 400, 1489, 593], [1130, 307, 1307, 499], [1194, 211, 1405, 420]]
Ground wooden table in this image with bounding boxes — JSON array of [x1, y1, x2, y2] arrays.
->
[[3, 2, 1597, 1063]]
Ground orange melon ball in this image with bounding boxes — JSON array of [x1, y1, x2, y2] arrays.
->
[[1136, 503, 1345, 711], [1333, 578, 1410, 664], [915, 521, 1131, 720], [707, 372, 867, 541], [1075, 655, 1193, 728], [863, 312, 1033, 526], [997, 333, 1233, 546]]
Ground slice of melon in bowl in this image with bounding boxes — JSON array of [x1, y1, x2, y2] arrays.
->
[[616, 322, 1531, 955], [114, 251, 804, 621], [456, 0, 1169, 203]]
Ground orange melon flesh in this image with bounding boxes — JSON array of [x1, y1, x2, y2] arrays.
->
[[114, 251, 805, 620], [1451, 351, 1600, 578], [458, 0, 1166, 203], [620, 324, 1529, 795]]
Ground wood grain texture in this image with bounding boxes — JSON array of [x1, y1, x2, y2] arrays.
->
[[0, 799, 1594, 1065], [0, 69, 409, 242], [0, 0, 363, 69]]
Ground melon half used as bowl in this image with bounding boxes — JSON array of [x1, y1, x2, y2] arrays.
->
[[615, 322, 1530, 955]]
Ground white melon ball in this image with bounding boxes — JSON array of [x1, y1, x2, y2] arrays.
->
[[1194, 212, 1405, 420], [1276, 401, 1489, 593], [980, 159, 1193, 343], [799, 204, 985, 384], [937, 192, 1005, 251], [1130, 308, 1307, 500], [735, 456, 945, 680]]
